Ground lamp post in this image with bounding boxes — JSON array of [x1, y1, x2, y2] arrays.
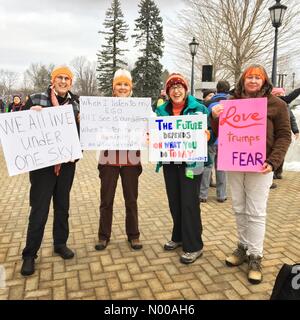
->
[[269, 0, 287, 86], [277, 73, 287, 87], [189, 37, 199, 96], [292, 72, 295, 89]]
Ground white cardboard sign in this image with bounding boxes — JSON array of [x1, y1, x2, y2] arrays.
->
[[80, 96, 152, 150], [0, 105, 82, 176]]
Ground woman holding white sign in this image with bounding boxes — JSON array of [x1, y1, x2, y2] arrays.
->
[[156, 73, 215, 264], [95, 69, 143, 251], [20, 66, 80, 276], [211, 64, 291, 284]]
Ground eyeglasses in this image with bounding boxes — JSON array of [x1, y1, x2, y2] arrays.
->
[[169, 84, 185, 91], [56, 76, 71, 81]]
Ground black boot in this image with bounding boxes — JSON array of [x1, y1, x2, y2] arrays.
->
[[54, 246, 74, 259], [21, 257, 35, 276]]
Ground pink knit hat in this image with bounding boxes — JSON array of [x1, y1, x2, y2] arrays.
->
[[272, 87, 285, 97]]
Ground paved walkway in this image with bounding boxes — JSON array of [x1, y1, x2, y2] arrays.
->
[[0, 150, 300, 300]]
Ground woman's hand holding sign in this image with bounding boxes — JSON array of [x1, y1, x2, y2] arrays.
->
[[261, 162, 273, 174], [205, 130, 210, 141], [212, 104, 224, 119], [30, 105, 43, 111]]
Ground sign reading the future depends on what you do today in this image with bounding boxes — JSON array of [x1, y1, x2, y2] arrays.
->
[[80, 97, 152, 150], [0, 105, 82, 176], [149, 115, 208, 162], [217, 98, 267, 172]]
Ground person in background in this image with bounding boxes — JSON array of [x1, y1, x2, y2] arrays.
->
[[23, 95, 30, 108], [202, 89, 216, 102], [0, 97, 6, 113], [278, 86, 300, 105], [272, 87, 299, 179], [157, 90, 168, 107], [211, 64, 291, 284], [8, 94, 23, 112], [199, 80, 230, 203], [20, 66, 80, 276], [95, 69, 143, 252], [156, 73, 215, 264]]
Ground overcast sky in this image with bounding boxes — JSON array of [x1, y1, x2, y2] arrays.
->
[[0, 0, 185, 77]]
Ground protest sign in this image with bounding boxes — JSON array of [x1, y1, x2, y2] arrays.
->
[[217, 98, 267, 172], [80, 97, 152, 150], [149, 115, 207, 162], [0, 105, 82, 176]]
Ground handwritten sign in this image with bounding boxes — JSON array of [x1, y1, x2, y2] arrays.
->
[[0, 105, 82, 176], [80, 96, 152, 150], [149, 115, 207, 162], [217, 98, 267, 172]]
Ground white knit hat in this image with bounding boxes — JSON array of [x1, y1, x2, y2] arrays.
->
[[113, 69, 132, 89]]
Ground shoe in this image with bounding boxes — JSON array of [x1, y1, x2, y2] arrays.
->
[[270, 182, 277, 189], [95, 240, 108, 251], [248, 254, 263, 284], [199, 198, 207, 203], [21, 257, 35, 276], [276, 174, 282, 179], [225, 243, 248, 267], [128, 239, 143, 250], [217, 198, 227, 203], [180, 250, 203, 264], [164, 240, 182, 251], [54, 246, 74, 259]]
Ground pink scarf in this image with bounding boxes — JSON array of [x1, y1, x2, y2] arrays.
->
[[50, 86, 68, 176]]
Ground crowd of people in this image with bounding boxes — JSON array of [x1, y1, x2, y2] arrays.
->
[[2, 63, 298, 286], [0, 94, 30, 113]]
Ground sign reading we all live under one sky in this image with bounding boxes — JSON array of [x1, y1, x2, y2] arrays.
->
[[217, 98, 267, 172], [0, 105, 82, 176]]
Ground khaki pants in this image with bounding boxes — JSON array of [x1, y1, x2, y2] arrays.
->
[[227, 171, 273, 256]]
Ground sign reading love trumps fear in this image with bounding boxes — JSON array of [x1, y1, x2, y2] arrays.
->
[[149, 115, 207, 162], [217, 98, 267, 172]]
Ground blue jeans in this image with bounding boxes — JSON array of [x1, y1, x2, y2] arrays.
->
[[199, 144, 227, 200]]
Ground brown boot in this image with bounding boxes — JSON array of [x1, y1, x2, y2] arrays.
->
[[129, 239, 143, 250], [248, 254, 263, 284], [225, 243, 248, 267]]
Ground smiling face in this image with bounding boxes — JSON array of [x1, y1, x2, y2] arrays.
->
[[169, 84, 186, 104], [113, 81, 131, 97], [13, 96, 21, 105], [52, 74, 72, 97]]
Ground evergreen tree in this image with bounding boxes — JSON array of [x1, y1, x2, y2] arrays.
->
[[132, 0, 164, 100], [96, 0, 129, 96]]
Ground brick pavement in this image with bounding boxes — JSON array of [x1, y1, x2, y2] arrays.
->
[[0, 149, 300, 300]]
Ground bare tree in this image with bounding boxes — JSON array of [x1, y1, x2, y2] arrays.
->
[[167, 0, 300, 85], [0, 69, 19, 99], [277, 52, 300, 92], [70, 56, 98, 96], [25, 63, 54, 92]]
